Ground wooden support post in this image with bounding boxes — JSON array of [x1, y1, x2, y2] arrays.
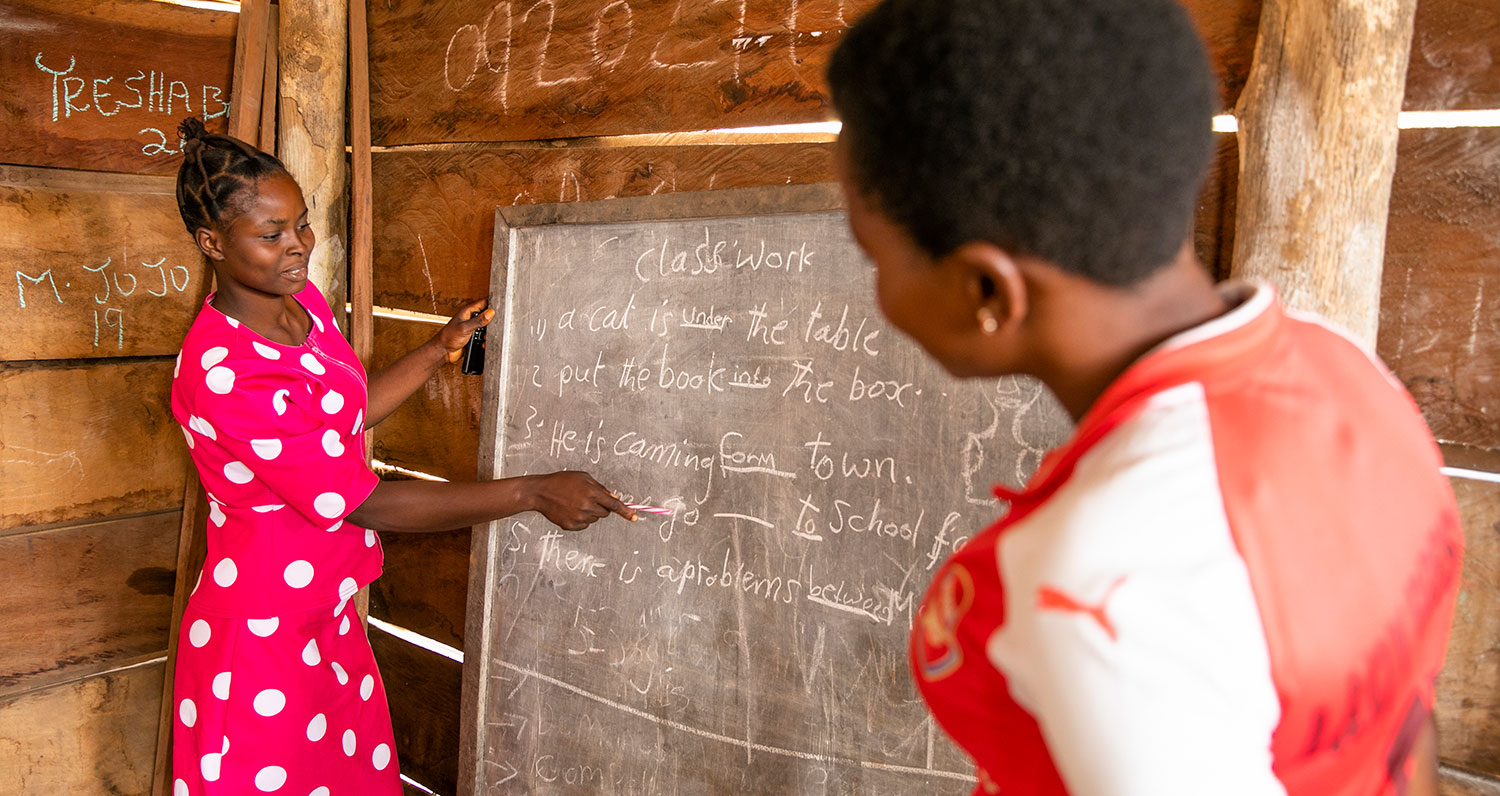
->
[[278, 0, 349, 319], [258, 6, 280, 155], [350, 0, 375, 625], [350, 0, 373, 368], [1230, 0, 1417, 347], [226, 0, 271, 142]]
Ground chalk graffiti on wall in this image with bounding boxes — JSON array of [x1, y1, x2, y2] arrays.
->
[[33, 52, 230, 158]]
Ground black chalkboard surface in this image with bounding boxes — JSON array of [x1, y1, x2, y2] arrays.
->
[[460, 184, 1071, 795]]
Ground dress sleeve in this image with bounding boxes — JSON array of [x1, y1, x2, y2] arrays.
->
[[197, 355, 378, 529]]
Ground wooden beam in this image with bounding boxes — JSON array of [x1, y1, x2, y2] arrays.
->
[[278, 0, 349, 316], [148, 485, 204, 796], [227, 0, 272, 142], [350, 0, 374, 367], [258, 6, 280, 154], [1230, 0, 1418, 346]]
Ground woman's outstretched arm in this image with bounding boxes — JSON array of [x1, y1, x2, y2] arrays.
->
[[346, 470, 636, 533]]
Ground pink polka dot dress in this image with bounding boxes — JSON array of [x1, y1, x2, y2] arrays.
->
[[169, 283, 400, 795]]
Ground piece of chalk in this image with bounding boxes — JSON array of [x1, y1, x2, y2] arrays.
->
[[626, 504, 674, 516]]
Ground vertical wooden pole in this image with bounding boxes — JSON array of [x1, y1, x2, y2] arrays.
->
[[1230, 0, 1417, 347], [349, 0, 375, 625], [226, 0, 271, 142], [278, 0, 349, 322], [258, 6, 280, 155], [349, 0, 373, 369]]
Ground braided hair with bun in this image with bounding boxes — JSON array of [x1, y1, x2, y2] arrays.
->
[[175, 117, 291, 235]]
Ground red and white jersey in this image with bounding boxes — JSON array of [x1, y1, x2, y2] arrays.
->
[[912, 283, 1463, 796]]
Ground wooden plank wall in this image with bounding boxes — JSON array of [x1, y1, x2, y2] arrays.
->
[[355, 1, 1499, 794], [0, 3, 235, 794]]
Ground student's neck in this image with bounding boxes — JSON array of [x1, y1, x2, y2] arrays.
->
[[1032, 247, 1229, 422]]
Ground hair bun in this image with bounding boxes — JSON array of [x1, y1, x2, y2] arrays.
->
[[177, 117, 209, 154]]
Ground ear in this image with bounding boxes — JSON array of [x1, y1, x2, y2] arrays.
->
[[194, 226, 226, 262], [943, 241, 1028, 337]]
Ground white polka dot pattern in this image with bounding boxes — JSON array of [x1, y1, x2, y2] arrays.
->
[[331, 662, 348, 685], [201, 347, 228, 370], [205, 365, 236, 394], [271, 388, 290, 415], [179, 698, 197, 728], [247, 617, 279, 637], [251, 341, 281, 360], [352, 409, 364, 436], [181, 426, 195, 450], [174, 778, 188, 796], [188, 415, 216, 440], [307, 712, 328, 742], [200, 752, 222, 782], [208, 502, 226, 528], [310, 788, 331, 796], [302, 638, 321, 666], [251, 438, 283, 460], [321, 390, 344, 414], [372, 743, 391, 771], [360, 674, 374, 701], [283, 560, 315, 589], [342, 729, 356, 756], [253, 765, 287, 792], [338, 577, 359, 602], [252, 688, 286, 717], [339, 615, 351, 636], [223, 461, 254, 484], [300, 353, 326, 375], [189, 620, 211, 648], [212, 558, 237, 588], [314, 492, 345, 519], [321, 429, 345, 457], [365, 528, 377, 548], [212, 671, 231, 700]]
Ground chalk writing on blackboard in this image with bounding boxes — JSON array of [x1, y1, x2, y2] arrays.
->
[[466, 186, 1072, 794]]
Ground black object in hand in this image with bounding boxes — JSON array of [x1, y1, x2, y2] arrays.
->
[[460, 325, 486, 375]]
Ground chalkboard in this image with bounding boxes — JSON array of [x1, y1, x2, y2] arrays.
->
[[461, 184, 1072, 795]]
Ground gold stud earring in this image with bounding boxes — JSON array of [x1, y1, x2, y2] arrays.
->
[[979, 312, 999, 334]]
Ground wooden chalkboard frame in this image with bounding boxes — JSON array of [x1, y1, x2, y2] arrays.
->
[[458, 182, 846, 796]]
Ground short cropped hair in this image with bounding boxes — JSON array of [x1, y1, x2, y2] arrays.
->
[[175, 117, 291, 234], [828, 0, 1217, 286]]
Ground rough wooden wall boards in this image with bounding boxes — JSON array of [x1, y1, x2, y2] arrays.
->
[[365, 0, 1267, 146], [0, 511, 178, 698], [0, 1, 235, 174], [0, 359, 187, 530], [0, 167, 212, 361], [371, 143, 838, 314], [1407, 0, 1500, 111], [1379, 128, 1500, 453], [1436, 477, 1500, 775], [370, 317, 482, 484], [370, 526, 472, 651], [371, 630, 463, 796], [0, 661, 164, 796]]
